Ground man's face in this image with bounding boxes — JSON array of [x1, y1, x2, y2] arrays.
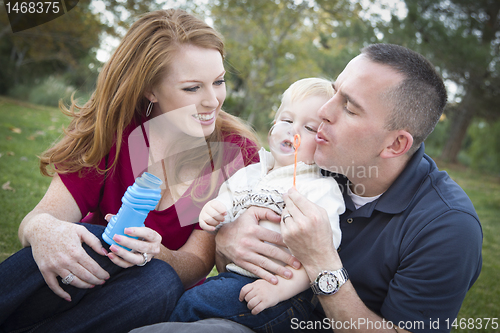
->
[[314, 55, 404, 180]]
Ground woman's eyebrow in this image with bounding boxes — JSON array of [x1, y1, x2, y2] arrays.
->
[[180, 70, 226, 84]]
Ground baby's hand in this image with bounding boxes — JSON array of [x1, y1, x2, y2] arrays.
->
[[239, 279, 280, 315], [199, 200, 228, 232]]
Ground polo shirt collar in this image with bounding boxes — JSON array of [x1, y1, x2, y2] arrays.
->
[[374, 144, 430, 214], [334, 144, 432, 217]]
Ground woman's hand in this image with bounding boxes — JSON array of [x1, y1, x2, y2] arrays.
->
[[27, 218, 110, 302], [104, 214, 162, 268], [19, 174, 110, 301], [215, 206, 301, 285]]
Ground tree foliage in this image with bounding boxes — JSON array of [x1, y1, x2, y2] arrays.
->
[[312, 0, 377, 81], [376, 0, 500, 163], [0, 0, 173, 99], [207, 0, 321, 129], [0, 1, 103, 94], [205, 0, 376, 130], [1, 0, 499, 171]]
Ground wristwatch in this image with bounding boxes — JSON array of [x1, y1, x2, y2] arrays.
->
[[311, 268, 349, 295]]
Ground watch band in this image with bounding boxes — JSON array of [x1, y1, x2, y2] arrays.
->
[[311, 267, 349, 295], [336, 267, 349, 285], [310, 280, 323, 295]]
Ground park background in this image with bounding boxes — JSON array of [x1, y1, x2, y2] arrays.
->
[[0, 0, 499, 331]]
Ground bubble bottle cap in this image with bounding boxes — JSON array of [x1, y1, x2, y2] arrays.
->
[[135, 172, 162, 189]]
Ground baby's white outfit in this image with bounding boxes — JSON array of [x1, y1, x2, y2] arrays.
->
[[214, 148, 345, 278]]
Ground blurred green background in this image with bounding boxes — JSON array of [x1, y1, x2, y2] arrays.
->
[[1, 0, 499, 171]]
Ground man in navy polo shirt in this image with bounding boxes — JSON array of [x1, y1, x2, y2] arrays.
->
[[131, 44, 482, 333], [214, 44, 482, 333]]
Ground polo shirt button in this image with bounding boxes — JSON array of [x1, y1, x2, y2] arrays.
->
[[347, 218, 353, 223]]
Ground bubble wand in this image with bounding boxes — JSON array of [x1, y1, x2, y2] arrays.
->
[[293, 134, 301, 188]]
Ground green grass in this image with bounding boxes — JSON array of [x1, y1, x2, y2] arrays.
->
[[436, 163, 500, 332], [0, 96, 69, 259], [0, 96, 499, 331]]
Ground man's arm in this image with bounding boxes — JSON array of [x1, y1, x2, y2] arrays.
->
[[215, 206, 301, 285], [281, 188, 409, 333]]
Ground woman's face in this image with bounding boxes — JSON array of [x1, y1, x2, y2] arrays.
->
[[147, 44, 226, 138]]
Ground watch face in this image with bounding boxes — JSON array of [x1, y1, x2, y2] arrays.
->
[[319, 274, 338, 294]]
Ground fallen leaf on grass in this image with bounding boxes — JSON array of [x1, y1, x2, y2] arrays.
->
[[9, 127, 22, 134], [2, 181, 15, 192], [27, 130, 46, 140]]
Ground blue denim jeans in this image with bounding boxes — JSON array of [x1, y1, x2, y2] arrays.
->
[[0, 224, 184, 333], [169, 272, 318, 333]]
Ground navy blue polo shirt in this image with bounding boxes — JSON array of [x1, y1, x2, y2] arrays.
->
[[332, 145, 482, 332]]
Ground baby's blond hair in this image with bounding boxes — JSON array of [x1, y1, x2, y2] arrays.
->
[[274, 77, 334, 122]]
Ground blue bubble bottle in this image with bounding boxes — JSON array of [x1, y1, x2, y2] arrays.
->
[[102, 172, 162, 250]]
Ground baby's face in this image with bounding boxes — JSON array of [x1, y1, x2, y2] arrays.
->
[[273, 95, 330, 168]]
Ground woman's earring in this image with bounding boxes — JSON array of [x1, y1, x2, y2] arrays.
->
[[146, 101, 154, 117]]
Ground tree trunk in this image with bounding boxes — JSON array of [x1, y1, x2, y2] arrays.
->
[[440, 93, 475, 163]]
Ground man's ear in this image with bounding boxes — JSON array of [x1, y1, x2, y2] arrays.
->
[[380, 130, 413, 159]]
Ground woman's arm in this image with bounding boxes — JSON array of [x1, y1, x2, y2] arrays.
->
[[19, 173, 83, 245], [106, 221, 216, 289], [158, 229, 215, 289], [18, 174, 111, 301], [111, 227, 216, 289]]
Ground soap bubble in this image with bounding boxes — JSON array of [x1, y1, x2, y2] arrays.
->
[[268, 121, 297, 156]]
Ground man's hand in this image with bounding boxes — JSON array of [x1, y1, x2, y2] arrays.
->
[[281, 188, 341, 276], [215, 206, 301, 284]]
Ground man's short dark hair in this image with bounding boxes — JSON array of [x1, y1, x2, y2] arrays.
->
[[361, 43, 447, 155]]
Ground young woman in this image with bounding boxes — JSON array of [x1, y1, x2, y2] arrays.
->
[[0, 9, 259, 333]]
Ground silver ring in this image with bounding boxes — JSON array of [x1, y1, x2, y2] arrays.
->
[[282, 214, 292, 222], [137, 253, 148, 266], [61, 273, 75, 285]]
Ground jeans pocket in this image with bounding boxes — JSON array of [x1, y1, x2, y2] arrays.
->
[[253, 307, 294, 333], [291, 291, 318, 320], [252, 292, 317, 333]]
